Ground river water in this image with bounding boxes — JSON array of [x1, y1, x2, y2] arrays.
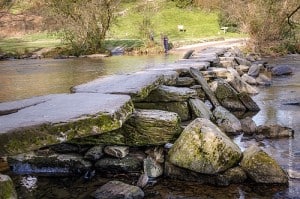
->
[[1, 54, 300, 198]]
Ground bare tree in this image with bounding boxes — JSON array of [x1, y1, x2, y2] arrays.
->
[[44, 0, 120, 56]]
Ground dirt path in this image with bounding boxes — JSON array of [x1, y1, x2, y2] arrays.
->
[[170, 38, 247, 55]]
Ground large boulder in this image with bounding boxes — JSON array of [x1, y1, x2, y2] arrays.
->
[[91, 181, 144, 199], [0, 174, 17, 199], [123, 109, 182, 146], [213, 106, 242, 134], [240, 145, 288, 184], [8, 152, 92, 176], [168, 118, 242, 174]]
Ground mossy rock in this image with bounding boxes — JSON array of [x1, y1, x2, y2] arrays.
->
[[0, 174, 17, 199], [168, 118, 242, 174], [240, 145, 288, 184]]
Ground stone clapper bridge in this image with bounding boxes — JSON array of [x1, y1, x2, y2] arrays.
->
[[0, 48, 218, 156]]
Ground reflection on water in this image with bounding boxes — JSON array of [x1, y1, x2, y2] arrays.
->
[[0, 55, 179, 102]]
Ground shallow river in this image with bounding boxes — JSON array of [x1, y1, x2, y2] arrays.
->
[[1, 54, 300, 198]]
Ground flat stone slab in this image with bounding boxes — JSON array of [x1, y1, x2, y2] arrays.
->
[[0, 93, 133, 156], [72, 70, 178, 101]]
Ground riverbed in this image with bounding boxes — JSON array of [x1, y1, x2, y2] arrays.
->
[[1, 54, 300, 198]]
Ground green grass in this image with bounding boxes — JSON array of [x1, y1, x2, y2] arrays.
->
[[0, 1, 244, 55], [0, 32, 61, 54]]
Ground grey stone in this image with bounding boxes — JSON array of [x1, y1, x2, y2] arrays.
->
[[164, 162, 246, 186], [176, 77, 195, 87], [8, 152, 92, 176], [123, 109, 182, 146], [188, 98, 213, 120], [235, 57, 251, 66], [143, 157, 163, 178], [72, 70, 175, 102], [240, 117, 257, 135], [219, 60, 238, 68], [0, 174, 17, 199], [134, 101, 191, 121], [248, 64, 260, 77], [104, 146, 129, 158], [95, 156, 142, 175], [91, 181, 144, 199], [257, 124, 294, 138], [238, 92, 260, 112], [0, 93, 133, 156], [143, 85, 197, 102], [240, 145, 288, 184], [271, 65, 293, 76], [242, 74, 257, 85], [213, 106, 242, 134], [190, 85, 206, 100], [201, 67, 231, 80], [168, 118, 242, 174], [149, 62, 210, 76], [213, 79, 246, 112], [227, 68, 259, 95], [256, 74, 272, 86], [84, 145, 105, 161], [236, 65, 250, 73], [136, 173, 149, 188]]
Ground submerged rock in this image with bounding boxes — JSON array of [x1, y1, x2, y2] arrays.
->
[[256, 124, 294, 138], [91, 180, 144, 199], [8, 152, 92, 176], [213, 106, 242, 134], [143, 157, 163, 178], [240, 117, 257, 135], [271, 65, 293, 76], [168, 118, 242, 174], [164, 161, 246, 186], [240, 145, 288, 184], [0, 174, 17, 199], [95, 156, 142, 175], [247, 64, 260, 77]]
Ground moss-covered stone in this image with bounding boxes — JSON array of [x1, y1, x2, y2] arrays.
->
[[240, 145, 288, 184], [168, 118, 242, 174], [0, 174, 17, 199], [123, 109, 182, 146], [0, 94, 134, 156]]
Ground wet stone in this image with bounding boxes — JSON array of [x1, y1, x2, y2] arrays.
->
[[8, 152, 92, 176], [256, 124, 294, 138], [0, 174, 17, 199], [143, 157, 163, 178], [104, 146, 129, 158], [95, 156, 142, 175], [91, 180, 144, 199], [240, 145, 288, 184], [84, 145, 105, 161]]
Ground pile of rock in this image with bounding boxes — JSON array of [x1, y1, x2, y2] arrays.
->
[[1, 46, 294, 198]]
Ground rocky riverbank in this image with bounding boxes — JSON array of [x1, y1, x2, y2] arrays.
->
[[0, 46, 295, 198]]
